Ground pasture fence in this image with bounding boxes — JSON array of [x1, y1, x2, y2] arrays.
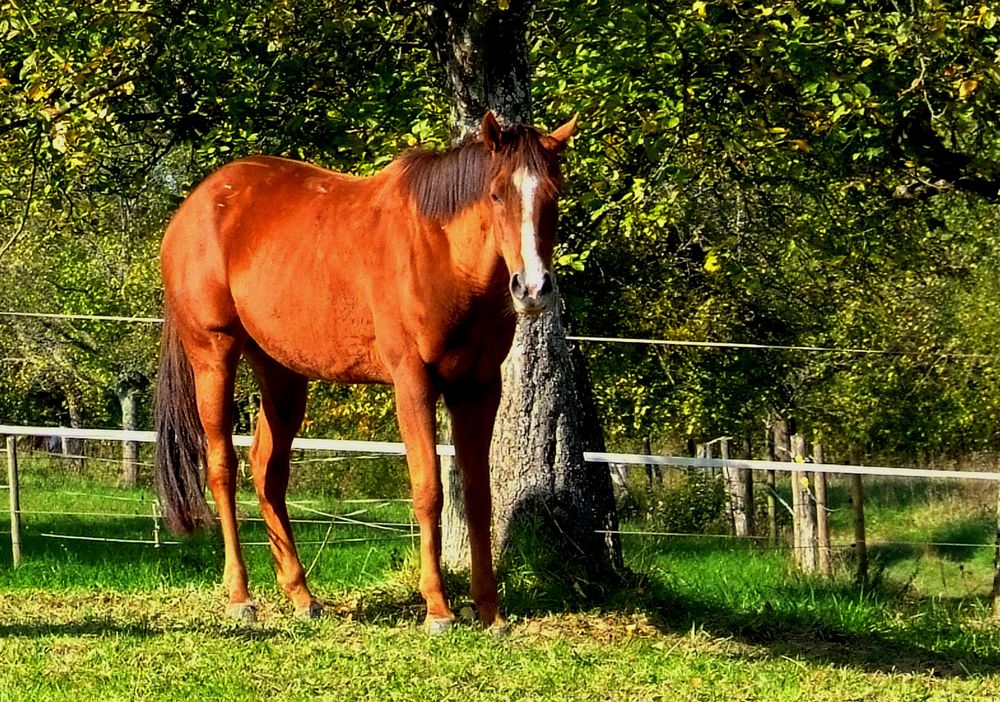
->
[[4, 423, 1000, 603]]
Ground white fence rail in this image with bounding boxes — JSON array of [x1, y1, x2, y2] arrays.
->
[[5, 424, 1000, 481]]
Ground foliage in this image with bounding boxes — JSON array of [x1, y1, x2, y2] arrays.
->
[[618, 470, 729, 535], [531, 1, 1000, 455]]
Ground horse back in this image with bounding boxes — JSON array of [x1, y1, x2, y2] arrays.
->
[[162, 156, 397, 382], [161, 156, 512, 387]]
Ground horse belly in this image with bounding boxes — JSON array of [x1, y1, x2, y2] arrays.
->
[[230, 262, 389, 384], [251, 318, 390, 385]]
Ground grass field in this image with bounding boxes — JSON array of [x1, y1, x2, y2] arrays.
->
[[2, 453, 1000, 700]]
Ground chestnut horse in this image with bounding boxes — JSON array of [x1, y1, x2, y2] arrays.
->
[[154, 112, 577, 633]]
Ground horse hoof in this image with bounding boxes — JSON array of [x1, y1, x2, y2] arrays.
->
[[424, 616, 455, 635], [225, 601, 258, 623], [489, 621, 512, 639], [295, 602, 324, 621]]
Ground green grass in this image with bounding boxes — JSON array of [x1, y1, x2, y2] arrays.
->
[[2, 465, 1000, 700]]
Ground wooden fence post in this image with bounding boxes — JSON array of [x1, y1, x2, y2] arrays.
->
[[722, 437, 752, 538], [696, 442, 712, 478], [644, 436, 660, 488], [813, 441, 832, 577], [791, 433, 816, 573], [993, 480, 1000, 620], [849, 443, 868, 585], [6, 436, 22, 568]]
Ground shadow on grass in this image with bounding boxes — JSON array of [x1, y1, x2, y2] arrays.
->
[[929, 516, 994, 562], [539, 538, 1000, 678], [5, 503, 1000, 679], [630, 575, 999, 678], [0, 618, 286, 641]]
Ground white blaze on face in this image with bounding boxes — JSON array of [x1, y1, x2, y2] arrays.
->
[[512, 167, 546, 292]]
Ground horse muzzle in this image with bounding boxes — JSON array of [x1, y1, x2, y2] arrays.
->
[[509, 269, 554, 315]]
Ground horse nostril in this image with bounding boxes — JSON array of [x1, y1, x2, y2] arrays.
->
[[509, 272, 526, 300], [539, 271, 553, 296]]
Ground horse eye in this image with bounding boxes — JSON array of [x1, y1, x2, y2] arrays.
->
[[490, 190, 503, 204]]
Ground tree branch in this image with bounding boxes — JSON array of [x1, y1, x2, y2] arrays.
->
[[0, 138, 40, 263], [893, 107, 1000, 203]]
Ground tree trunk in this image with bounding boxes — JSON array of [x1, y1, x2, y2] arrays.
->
[[118, 381, 140, 487], [440, 413, 469, 570], [723, 437, 752, 538], [425, 0, 531, 140], [428, 0, 621, 582], [791, 433, 816, 573], [490, 300, 621, 583], [62, 385, 85, 473]]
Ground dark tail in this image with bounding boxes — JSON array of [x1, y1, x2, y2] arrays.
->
[[154, 307, 213, 533]]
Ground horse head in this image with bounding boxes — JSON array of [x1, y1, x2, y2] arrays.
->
[[480, 111, 577, 316]]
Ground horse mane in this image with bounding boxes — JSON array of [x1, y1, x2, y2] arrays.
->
[[399, 124, 562, 221]]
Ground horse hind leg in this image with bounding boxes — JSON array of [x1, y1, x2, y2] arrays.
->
[[184, 328, 256, 621], [245, 346, 321, 619]]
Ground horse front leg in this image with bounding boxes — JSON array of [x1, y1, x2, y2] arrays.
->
[[393, 365, 454, 632], [445, 375, 507, 633]]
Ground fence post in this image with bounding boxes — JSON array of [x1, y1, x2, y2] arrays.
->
[[723, 437, 752, 538], [643, 436, 660, 488], [769, 420, 789, 545], [813, 441, 832, 577], [696, 442, 710, 477], [849, 444, 868, 585], [152, 500, 161, 549], [791, 433, 816, 573], [993, 480, 1000, 620], [6, 436, 22, 567]]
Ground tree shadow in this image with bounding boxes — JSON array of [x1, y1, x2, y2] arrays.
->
[[0, 616, 287, 641], [5, 492, 999, 678], [488, 533, 1000, 679], [630, 576, 999, 677], [929, 516, 994, 562]]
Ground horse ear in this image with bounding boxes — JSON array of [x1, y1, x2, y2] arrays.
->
[[481, 111, 503, 153], [546, 113, 579, 152]]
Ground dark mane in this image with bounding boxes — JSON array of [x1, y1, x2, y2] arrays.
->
[[400, 124, 561, 221]]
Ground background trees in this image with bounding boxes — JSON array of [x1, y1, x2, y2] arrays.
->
[[3, 1, 1000, 468]]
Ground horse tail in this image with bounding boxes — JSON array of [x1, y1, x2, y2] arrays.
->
[[154, 306, 213, 533]]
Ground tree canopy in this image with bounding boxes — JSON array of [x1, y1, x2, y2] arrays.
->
[[2, 0, 1000, 461]]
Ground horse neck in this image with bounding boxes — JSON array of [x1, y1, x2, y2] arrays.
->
[[440, 201, 506, 296]]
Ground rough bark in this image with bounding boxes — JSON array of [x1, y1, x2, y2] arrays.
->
[[892, 106, 1000, 204], [722, 437, 753, 539], [424, 0, 531, 141], [440, 413, 470, 570], [791, 433, 816, 573], [490, 299, 622, 583]]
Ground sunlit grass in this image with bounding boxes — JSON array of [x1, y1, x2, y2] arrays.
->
[[2, 465, 1000, 699]]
